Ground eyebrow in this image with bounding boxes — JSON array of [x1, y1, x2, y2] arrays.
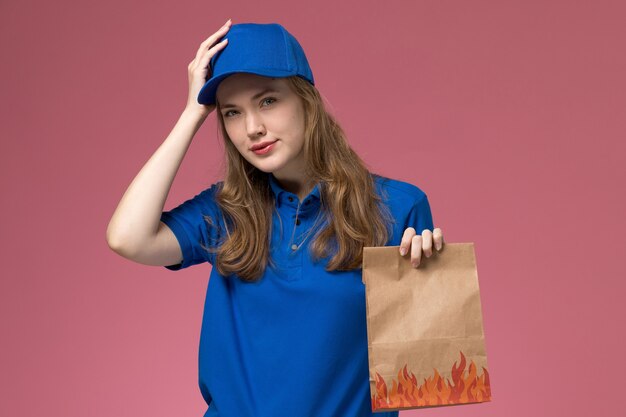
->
[[220, 88, 281, 110]]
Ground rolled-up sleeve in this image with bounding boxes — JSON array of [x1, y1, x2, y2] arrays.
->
[[160, 182, 223, 270]]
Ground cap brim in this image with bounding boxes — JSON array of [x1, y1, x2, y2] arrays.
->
[[197, 68, 297, 106]]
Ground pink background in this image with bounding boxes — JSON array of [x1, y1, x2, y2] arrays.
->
[[2, 0, 624, 416]]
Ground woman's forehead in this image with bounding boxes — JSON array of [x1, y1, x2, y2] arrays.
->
[[217, 74, 286, 102]]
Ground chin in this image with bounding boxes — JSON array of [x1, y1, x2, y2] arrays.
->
[[254, 166, 274, 174], [250, 159, 286, 174]]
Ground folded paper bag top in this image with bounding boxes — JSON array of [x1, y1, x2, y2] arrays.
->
[[362, 242, 492, 412]]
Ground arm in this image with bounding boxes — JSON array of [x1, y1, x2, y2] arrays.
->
[[106, 21, 231, 267], [105, 109, 208, 267]]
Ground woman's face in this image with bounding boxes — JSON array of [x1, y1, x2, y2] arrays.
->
[[216, 73, 307, 180]]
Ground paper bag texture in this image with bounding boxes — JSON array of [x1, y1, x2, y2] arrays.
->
[[362, 242, 491, 412]]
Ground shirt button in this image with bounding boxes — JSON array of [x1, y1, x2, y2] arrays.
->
[[291, 244, 298, 251], [295, 218, 301, 225], [288, 196, 294, 202]]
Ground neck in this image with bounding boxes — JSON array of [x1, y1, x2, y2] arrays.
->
[[271, 173, 313, 201]]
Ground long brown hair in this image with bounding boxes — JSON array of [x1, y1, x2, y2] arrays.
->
[[203, 75, 395, 282]]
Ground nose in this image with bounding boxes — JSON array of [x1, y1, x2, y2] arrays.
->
[[246, 114, 266, 138]]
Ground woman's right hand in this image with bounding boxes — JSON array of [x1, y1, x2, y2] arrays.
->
[[185, 18, 232, 117]]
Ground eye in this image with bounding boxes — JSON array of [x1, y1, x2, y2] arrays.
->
[[222, 97, 277, 118], [262, 97, 277, 106]]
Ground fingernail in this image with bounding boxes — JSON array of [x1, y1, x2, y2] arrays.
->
[[412, 262, 419, 268], [400, 247, 407, 256]]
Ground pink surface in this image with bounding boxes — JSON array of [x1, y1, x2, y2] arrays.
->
[[1, 1, 625, 416]]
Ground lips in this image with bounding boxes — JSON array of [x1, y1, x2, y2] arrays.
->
[[250, 140, 278, 151]]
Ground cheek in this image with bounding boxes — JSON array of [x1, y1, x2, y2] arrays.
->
[[225, 126, 246, 148], [226, 136, 245, 155], [281, 108, 306, 138], [233, 140, 248, 154]]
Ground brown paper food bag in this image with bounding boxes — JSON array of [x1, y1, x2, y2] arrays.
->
[[362, 242, 492, 412]]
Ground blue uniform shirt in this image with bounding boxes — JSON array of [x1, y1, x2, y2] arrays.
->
[[160, 173, 434, 417]]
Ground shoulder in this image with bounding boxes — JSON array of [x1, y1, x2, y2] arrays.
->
[[201, 180, 224, 198], [372, 173, 428, 204], [162, 180, 224, 219], [190, 181, 224, 207], [369, 174, 435, 244]]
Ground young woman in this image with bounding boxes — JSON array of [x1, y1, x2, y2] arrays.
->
[[107, 20, 444, 417]]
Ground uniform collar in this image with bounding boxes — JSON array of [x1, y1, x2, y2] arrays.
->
[[269, 173, 321, 210]]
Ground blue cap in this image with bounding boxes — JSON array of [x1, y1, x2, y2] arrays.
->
[[198, 22, 315, 106]]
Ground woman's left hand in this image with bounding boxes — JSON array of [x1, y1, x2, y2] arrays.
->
[[399, 227, 444, 268]]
